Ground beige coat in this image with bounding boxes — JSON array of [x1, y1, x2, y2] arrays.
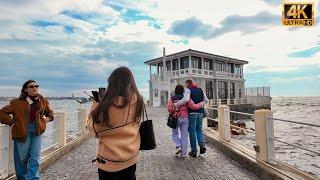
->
[[87, 96, 141, 172]]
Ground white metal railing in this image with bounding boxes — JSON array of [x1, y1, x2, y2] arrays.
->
[[205, 106, 319, 177], [0, 108, 88, 179], [208, 98, 248, 106], [268, 117, 320, 156], [151, 69, 243, 82], [215, 71, 242, 79]]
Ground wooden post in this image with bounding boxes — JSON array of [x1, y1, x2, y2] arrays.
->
[[0, 125, 11, 178], [218, 105, 231, 141], [254, 109, 275, 163], [54, 112, 67, 147], [78, 108, 87, 132]]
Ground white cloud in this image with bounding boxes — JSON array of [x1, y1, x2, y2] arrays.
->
[[85, 59, 129, 75]]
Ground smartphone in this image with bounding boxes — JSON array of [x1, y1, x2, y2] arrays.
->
[[91, 91, 99, 102], [98, 87, 106, 98]]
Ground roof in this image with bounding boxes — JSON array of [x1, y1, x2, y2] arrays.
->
[[144, 49, 249, 65]]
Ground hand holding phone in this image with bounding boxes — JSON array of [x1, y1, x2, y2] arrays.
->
[[83, 91, 99, 103], [98, 87, 106, 98], [92, 91, 100, 103]]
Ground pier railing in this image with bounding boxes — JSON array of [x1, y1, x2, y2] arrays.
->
[[206, 105, 319, 178], [0, 108, 88, 179]]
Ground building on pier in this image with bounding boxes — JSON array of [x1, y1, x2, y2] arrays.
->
[[144, 48, 250, 107]]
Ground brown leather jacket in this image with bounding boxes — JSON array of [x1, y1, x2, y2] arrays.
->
[[0, 95, 54, 142]]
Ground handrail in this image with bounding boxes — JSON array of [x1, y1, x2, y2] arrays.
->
[[229, 110, 254, 117], [269, 117, 320, 128], [207, 117, 218, 122], [270, 137, 320, 156]]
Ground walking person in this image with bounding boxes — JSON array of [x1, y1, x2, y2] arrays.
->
[[0, 80, 54, 180], [167, 85, 205, 157], [87, 67, 144, 180], [175, 79, 209, 157]]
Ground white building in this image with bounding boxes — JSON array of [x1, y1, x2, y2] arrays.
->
[[144, 48, 249, 107]]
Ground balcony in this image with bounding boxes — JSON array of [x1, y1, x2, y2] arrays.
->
[[151, 69, 243, 83], [215, 71, 242, 79]]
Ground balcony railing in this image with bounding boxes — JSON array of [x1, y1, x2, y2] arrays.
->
[[151, 69, 242, 82]]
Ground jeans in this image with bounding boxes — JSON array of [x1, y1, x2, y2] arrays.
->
[[172, 117, 189, 155], [14, 123, 42, 180], [98, 164, 136, 180], [188, 113, 204, 153]]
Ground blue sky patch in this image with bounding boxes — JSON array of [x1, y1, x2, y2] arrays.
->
[[288, 46, 320, 58], [31, 20, 60, 27], [60, 10, 98, 21]]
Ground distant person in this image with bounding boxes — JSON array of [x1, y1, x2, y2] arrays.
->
[[88, 67, 144, 180], [167, 85, 205, 157], [175, 79, 209, 157], [0, 80, 54, 180]]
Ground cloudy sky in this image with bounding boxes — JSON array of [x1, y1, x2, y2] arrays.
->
[[0, 0, 319, 98]]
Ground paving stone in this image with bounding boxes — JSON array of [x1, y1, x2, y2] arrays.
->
[[41, 107, 259, 180]]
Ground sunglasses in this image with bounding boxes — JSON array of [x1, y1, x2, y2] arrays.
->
[[28, 85, 39, 89]]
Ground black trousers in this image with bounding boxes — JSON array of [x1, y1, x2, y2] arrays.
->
[[98, 164, 136, 180]]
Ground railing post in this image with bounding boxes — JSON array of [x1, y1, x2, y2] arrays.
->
[[227, 99, 230, 105], [54, 112, 67, 147], [0, 126, 9, 178], [218, 99, 222, 105], [254, 109, 275, 163], [218, 105, 231, 141], [78, 108, 87, 132]]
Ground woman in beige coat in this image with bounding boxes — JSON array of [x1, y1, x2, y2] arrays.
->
[[88, 67, 144, 180]]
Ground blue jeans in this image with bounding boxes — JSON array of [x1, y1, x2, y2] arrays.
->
[[188, 113, 204, 153], [14, 123, 42, 180], [172, 117, 189, 155]]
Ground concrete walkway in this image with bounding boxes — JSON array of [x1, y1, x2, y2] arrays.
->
[[41, 107, 259, 180]]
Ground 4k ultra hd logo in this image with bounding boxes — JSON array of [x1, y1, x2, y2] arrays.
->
[[282, 2, 314, 26]]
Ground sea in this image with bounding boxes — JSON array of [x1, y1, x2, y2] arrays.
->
[[0, 97, 319, 177]]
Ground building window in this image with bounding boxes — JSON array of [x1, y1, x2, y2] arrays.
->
[[154, 89, 158, 97], [191, 56, 202, 69], [166, 61, 171, 71], [235, 65, 241, 75], [230, 83, 235, 99], [226, 63, 234, 73], [204, 58, 213, 70], [218, 81, 227, 99], [205, 80, 213, 99], [172, 59, 178, 70], [180, 56, 189, 69], [239, 88, 242, 98], [216, 61, 224, 71]]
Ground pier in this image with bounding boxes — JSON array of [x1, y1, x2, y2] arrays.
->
[[0, 106, 319, 180]]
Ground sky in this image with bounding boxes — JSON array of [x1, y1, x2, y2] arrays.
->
[[0, 0, 319, 98]]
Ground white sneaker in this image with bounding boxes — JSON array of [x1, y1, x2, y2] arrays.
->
[[175, 147, 182, 155], [176, 153, 188, 158]]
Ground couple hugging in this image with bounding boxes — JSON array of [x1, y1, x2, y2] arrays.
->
[[167, 79, 209, 158]]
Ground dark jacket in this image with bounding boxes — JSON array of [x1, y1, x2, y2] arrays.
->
[[0, 95, 54, 142], [188, 87, 205, 114]]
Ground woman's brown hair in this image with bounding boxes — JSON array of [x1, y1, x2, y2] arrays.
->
[[19, 80, 37, 99], [90, 67, 144, 125]]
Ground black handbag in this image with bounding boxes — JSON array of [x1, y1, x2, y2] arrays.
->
[[167, 107, 181, 129], [139, 105, 156, 150]]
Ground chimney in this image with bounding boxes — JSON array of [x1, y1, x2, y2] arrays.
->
[[162, 47, 166, 79]]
